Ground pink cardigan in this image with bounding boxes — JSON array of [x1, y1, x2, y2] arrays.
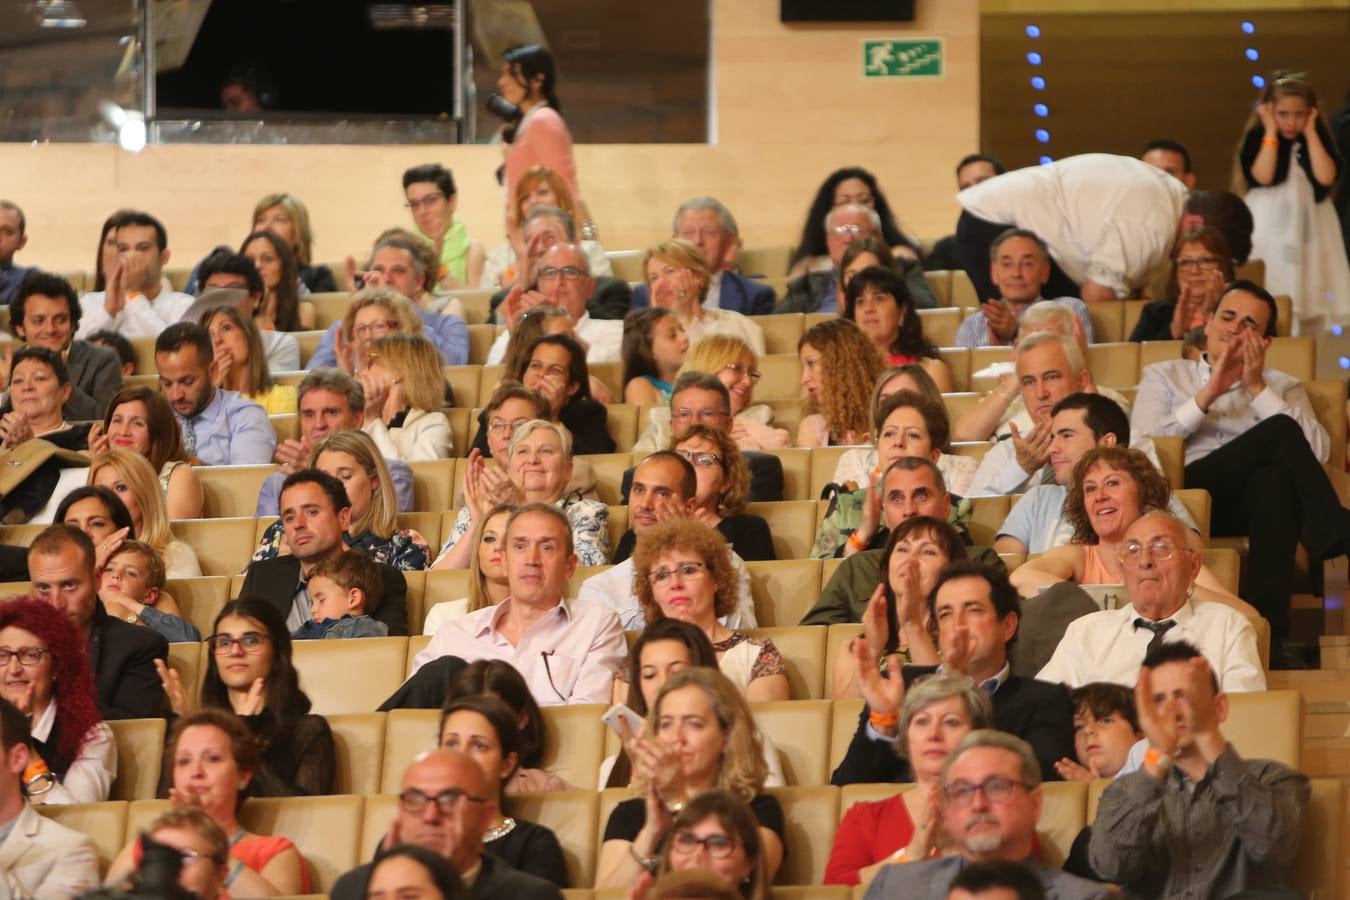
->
[[504, 105, 584, 214]]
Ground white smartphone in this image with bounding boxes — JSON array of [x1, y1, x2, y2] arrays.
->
[[601, 703, 645, 740]]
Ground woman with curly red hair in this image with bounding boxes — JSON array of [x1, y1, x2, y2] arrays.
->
[[0, 597, 113, 805]]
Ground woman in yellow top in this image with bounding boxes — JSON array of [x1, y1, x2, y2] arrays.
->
[[202, 305, 298, 415]]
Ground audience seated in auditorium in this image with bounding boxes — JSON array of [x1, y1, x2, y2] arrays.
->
[[331, 746, 564, 900], [0, 598, 113, 806], [402, 163, 486, 291], [424, 504, 513, 634], [201, 304, 297, 415], [953, 229, 1094, 350], [671, 424, 774, 561], [0, 696, 98, 899], [107, 708, 313, 895], [1140, 138, 1198, 189], [28, 524, 166, 719], [1132, 281, 1350, 657], [77, 211, 194, 339], [197, 249, 302, 372], [161, 598, 336, 795], [1088, 641, 1308, 897], [778, 202, 937, 314], [445, 659, 568, 793], [240, 469, 410, 635], [292, 549, 389, 640], [632, 198, 776, 315], [91, 384, 204, 519], [844, 266, 953, 390], [258, 368, 414, 516], [1129, 227, 1237, 342], [955, 153, 1188, 304], [100, 538, 201, 642], [580, 452, 754, 630], [1037, 511, 1265, 691], [596, 668, 785, 887], [644, 239, 766, 356], [629, 518, 788, 700], [483, 164, 611, 290], [632, 341, 790, 455], [414, 504, 624, 703], [831, 561, 1074, 786], [509, 333, 615, 455], [0, 200, 32, 306], [0, 345, 94, 451], [924, 155, 1007, 272], [825, 673, 993, 886], [797, 317, 887, 449], [154, 321, 276, 465], [790, 167, 923, 277], [826, 516, 955, 698], [360, 332, 453, 461], [863, 730, 1109, 900], [252, 192, 338, 293], [11, 271, 123, 418], [623, 308, 689, 405], [435, 419, 608, 569], [489, 206, 627, 323], [655, 791, 775, 899], [240, 230, 317, 331], [90, 449, 203, 577]]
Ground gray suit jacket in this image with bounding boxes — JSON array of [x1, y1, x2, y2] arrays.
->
[[0, 802, 99, 900], [864, 854, 1112, 900], [63, 339, 124, 421]]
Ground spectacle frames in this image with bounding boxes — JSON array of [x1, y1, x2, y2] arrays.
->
[[209, 633, 269, 655], [671, 831, 738, 858], [942, 776, 1030, 807], [1118, 538, 1182, 564], [0, 647, 49, 667], [647, 561, 708, 586], [398, 787, 488, 815]]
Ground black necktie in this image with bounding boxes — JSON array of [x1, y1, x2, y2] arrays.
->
[[1133, 618, 1177, 655]]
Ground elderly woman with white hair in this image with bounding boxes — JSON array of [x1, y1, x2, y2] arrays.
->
[[433, 418, 609, 568]]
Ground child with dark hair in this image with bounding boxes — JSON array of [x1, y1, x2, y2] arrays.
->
[[291, 552, 388, 640]]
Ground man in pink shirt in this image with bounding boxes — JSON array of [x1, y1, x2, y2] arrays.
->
[[410, 503, 626, 705]]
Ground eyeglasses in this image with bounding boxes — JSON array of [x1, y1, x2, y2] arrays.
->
[[405, 192, 445, 211], [537, 266, 585, 282], [671, 407, 728, 423], [676, 228, 722, 242], [0, 647, 49, 667], [488, 417, 529, 435], [677, 449, 721, 468], [171, 847, 224, 866], [671, 831, 738, 858], [720, 362, 761, 383], [1119, 538, 1182, 564], [1175, 256, 1222, 272], [647, 561, 708, 586], [943, 776, 1030, 807], [209, 633, 269, 655], [352, 320, 399, 339], [829, 224, 867, 238], [398, 787, 487, 815]]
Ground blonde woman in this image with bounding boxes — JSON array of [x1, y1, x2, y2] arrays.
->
[[252, 429, 430, 572], [481, 165, 612, 288], [596, 668, 785, 887], [361, 332, 452, 461], [252, 192, 337, 293], [201, 305, 298, 414], [644, 240, 765, 357], [333, 288, 425, 374], [797, 318, 886, 448], [89, 450, 201, 578], [632, 335, 789, 454], [422, 504, 514, 634]]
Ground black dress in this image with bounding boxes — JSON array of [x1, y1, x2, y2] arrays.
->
[[603, 793, 785, 845], [717, 514, 775, 562], [486, 816, 569, 887]]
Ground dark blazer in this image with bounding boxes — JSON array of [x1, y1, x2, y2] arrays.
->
[[620, 450, 784, 504], [239, 554, 409, 636], [488, 276, 633, 323], [330, 845, 563, 900], [775, 258, 939, 313], [87, 602, 168, 720], [630, 270, 776, 316], [830, 668, 1075, 786], [63, 340, 124, 421]]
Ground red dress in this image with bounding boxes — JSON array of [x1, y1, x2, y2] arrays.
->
[[823, 794, 915, 885]]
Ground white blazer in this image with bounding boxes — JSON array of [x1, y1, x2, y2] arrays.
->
[[0, 802, 98, 900]]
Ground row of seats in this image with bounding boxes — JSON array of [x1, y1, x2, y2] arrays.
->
[[42, 772, 1339, 894]]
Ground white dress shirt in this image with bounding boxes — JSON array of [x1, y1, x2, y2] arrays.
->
[[576, 554, 758, 632], [486, 312, 624, 366], [958, 153, 1187, 297], [1131, 358, 1329, 466], [29, 703, 116, 806], [76, 289, 195, 339], [412, 596, 626, 705], [1037, 599, 1266, 692]]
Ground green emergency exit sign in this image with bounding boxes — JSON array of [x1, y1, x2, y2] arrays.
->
[[862, 39, 943, 78]]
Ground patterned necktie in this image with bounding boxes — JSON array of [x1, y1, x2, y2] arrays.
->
[[1133, 618, 1177, 655], [182, 416, 196, 456]]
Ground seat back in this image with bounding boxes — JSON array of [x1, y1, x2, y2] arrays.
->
[[829, 699, 865, 776], [466, 324, 498, 365], [764, 786, 839, 885], [107, 718, 166, 801], [750, 700, 832, 786], [1084, 342, 1140, 389], [1035, 781, 1087, 869], [748, 559, 823, 627], [967, 496, 1010, 546], [409, 459, 456, 512], [512, 790, 600, 888], [327, 713, 388, 795], [166, 641, 205, 703], [293, 637, 409, 715], [738, 245, 794, 279], [1172, 488, 1211, 542], [758, 313, 805, 355], [755, 355, 801, 403], [808, 446, 853, 500], [1266, 336, 1315, 380], [747, 501, 817, 560], [540, 705, 608, 791], [940, 348, 972, 391], [38, 800, 128, 874], [1222, 690, 1301, 767], [380, 709, 439, 793], [169, 518, 259, 577], [1294, 778, 1343, 900], [195, 466, 278, 518], [604, 403, 639, 451], [586, 453, 634, 505], [1305, 379, 1348, 471], [823, 625, 862, 699], [917, 308, 961, 346], [745, 627, 825, 700], [421, 570, 473, 634], [165, 577, 230, 639], [443, 366, 480, 411], [1150, 435, 1184, 489], [241, 794, 366, 891], [360, 793, 400, 859]]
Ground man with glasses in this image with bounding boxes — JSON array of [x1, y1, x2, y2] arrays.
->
[[240, 469, 409, 636], [331, 748, 562, 900], [402, 163, 485, 292], [255, 368, 415, 516], [630, 197, 776, 315], [1038, 511, 1264, 691], [27, 525, 166, 720], [1089, 640, 1307, 898], [580, 451, 755, 631], [864, 730, 1109, 900], [777, 203, 937, 313], [0, 696, 99, 899]]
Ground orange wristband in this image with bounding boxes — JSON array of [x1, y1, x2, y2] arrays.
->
[[848, 531, 869, 552], [869, 710, 898, 728], [1261, 137, 1279, 148], [1143, 747, 1172, 770]]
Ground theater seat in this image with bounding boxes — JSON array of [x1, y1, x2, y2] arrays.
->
[[1223, 690, 1301, 767], [327, 713, 388, 795], [750, 700, 832, 786], [309, 293, 352, 330], [195, 467, 279, 519], [745, 627, 826, 700], [585, 454, 632, 505], [359, 793, 399, 860], [295, 330, 324, 367], [765, 785, 839, 884], [1293, 778, 1343, 900], [409, 459, 456, 512], [941, 392, 982, 427], [444, 405, 471, 457], [949, 270, 979, 308], [739, 245, 794, 280], [163, 576, 229, 638], [1137, 339, 1182, 371], [451, 288, 494, 326], [747, 559, 823, 627], [829, 698, 865, 776], [1084, 342, 1140, 389], [169, 518, 259, 578], [541, 705, 608, 791], [466, 324, 498, 366], [590, 361, 623, 400], [443, 365, 480, 412], [513, 790, 600, 888], [759, 313, 806, 356], [107, 718, 166, 802], [271, 415, 299, 444], [926, 270, 952, 307], [916, 308, 961, 346], [1266, 336, 1315, 381], [478, 364, 506, 400], [293, 637, 409, 715], [38, 800, 128, 874], [809, 446, 853, 500], [1199, 548, 1240, 597], [1171, 488, 1211, 542], [940, 348, 972, 392], [167, 641, 205, 702], [755, 355, 802, 403], [1305, 379, 1348, 472], [823, 625, 862, 699], [420, 570, 473, 634], [604, 404, 639, 453], [748, 500, 817, 560], [966, 496, 1010, 546], [406, 635, 433, 675], [1150, 435, 1184, 489], [1086, 301, 1125, 343], [380, 709, 439, 793], [1035, 781, 1087, 868]]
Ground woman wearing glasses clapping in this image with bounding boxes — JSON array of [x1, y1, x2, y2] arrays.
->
[[156, 598, 335, 798]]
